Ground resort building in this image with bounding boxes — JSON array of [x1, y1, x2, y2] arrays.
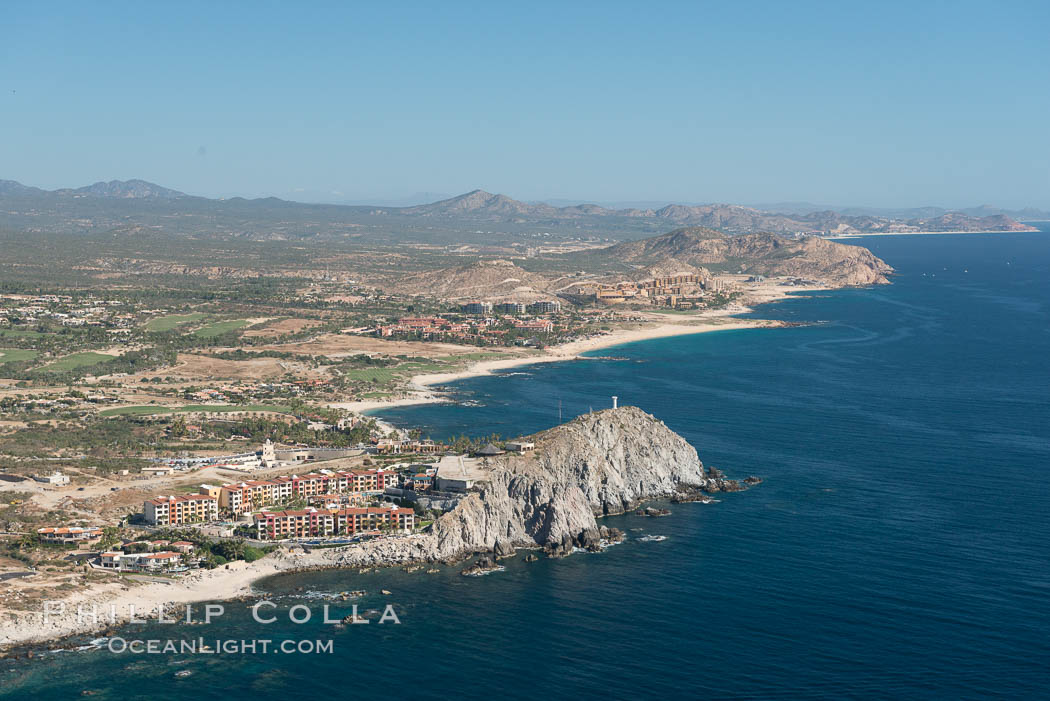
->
[[495, 302, 527, 314], [253, 505, 415, 540], [512, 319, 554, 333], [309, 492, 367, 508], [461, 302, 493, 315], [201, 468, 397, 515], [528, 300, 561, 313], [144, 494, 219, 525], [37, 526, 103, 544], [98, 551, 184, 572]]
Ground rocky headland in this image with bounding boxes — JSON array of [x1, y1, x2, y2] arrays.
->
[[0, 407, 753, 651], [305, 406, 748, 568]]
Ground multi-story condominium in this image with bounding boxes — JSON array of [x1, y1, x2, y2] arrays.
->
[[144, 494, 218, 525], [289, 473, 330, 498], [253, 505, 415, 540], [309, 493, 367, 508], [495, 302, 527, 314], [640, 274, 702, 289], [333, 506, 415, 535], [201, 469, 396, 515], [528, 300, 561, 314], [461, 302, 493, 315], [215, 479, 295, 513], [253, 508, 336, 539], [338, 469, 395, 494]]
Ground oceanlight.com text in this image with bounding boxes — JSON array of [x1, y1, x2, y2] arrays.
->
[[107, 637, 335, 655]]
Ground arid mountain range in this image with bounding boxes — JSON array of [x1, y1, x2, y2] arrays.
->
[[402, 189, 1039, 235], [393, 227, 894, 301], [0, 179, 1041, 244]]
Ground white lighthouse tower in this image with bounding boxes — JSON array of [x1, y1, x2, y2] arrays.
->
[[612, 396, 618, 409]]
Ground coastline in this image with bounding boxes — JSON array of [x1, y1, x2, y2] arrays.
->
[[330, 295, 813, 415], [0, 538, 433, 652], [824, 229, 1038, 239], [0, 558, 284, 652], [409, 317, 780, 385], [0, 286, 815, 653]]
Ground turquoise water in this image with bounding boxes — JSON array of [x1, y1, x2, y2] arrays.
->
[[3, 230, 1050, 698]]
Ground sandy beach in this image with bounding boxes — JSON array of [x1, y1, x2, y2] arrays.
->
[[0, 558, 285, 651], [824, 229, 1033, 239], [410, 317, 779, 386], [329, 299, 805, 415], [0, 536, 434, 651]]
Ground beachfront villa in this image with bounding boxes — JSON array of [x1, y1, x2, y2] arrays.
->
[[36, 526, 103, 544], [99, 550, 184, 572]]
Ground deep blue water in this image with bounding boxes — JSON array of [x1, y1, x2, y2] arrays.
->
[[3, 230, 1050, 699]]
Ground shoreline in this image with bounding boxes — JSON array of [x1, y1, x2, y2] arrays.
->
[[410, 314, 779, 387], [825, 229, 1038, 239], [0, 285, 818, 653], [330, 294, 815, 416]]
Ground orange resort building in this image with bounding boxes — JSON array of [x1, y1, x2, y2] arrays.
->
[[202, 469, 396, 515], [144, 494, 219, 525], [37, 526, 103, 543], [253, 506, 415, 540]]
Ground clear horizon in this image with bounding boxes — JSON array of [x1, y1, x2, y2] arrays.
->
[[3, 1, 1048, 209]]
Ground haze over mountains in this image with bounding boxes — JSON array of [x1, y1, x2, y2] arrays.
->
[[0, 178, 1042, 244]]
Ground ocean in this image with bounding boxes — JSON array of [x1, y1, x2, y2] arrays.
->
[[2, 229, 1049, 699]]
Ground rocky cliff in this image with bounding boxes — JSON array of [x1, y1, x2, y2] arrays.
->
[[310, 407, 735, 569]]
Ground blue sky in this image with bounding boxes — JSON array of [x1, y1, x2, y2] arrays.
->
[[2, 1, 1048, 208]]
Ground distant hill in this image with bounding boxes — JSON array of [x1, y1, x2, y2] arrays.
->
[[604, 227, 894, 286], [395, 258, 553, 301], [398, 188, 1039, 234], [403, 189, 624, 219], [4, 178, 188, 199], [62, 179, 186, 199], [912, 213, 1035, 232], [403, 190, 547, 216], [0, 178, 1040, 244], [0, 179, 46, 196]]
